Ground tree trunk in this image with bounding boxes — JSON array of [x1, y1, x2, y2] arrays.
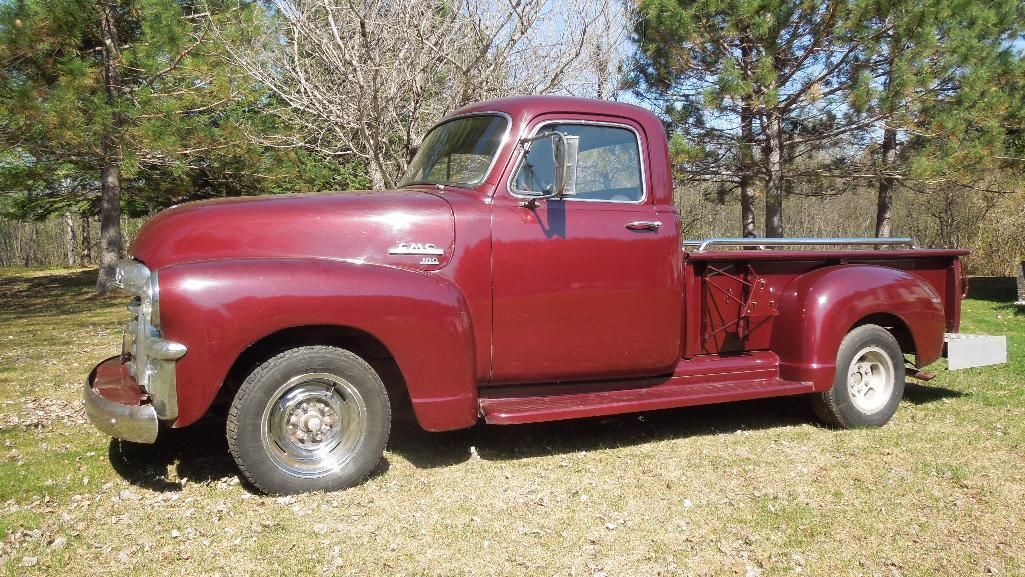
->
[[23, 222, 37, 267], [95, 0, 124, 295], [740, 103, 756, 238], [739, 37, 757, 238], [762, 110, 784, 237], [875, 40, 899, 244], [63, 212, 77, 266], [80, 212, 92, 264], [875, 126, 897, 239], [96, 164, 123, 293], [369, 161, 387, 190]]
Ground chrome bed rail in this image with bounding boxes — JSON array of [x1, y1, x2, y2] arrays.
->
[[682, 237, 917, 252]]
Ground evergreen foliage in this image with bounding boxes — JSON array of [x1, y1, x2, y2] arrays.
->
[[632, 0, 1025, 237], [0, 0, 368, 291]]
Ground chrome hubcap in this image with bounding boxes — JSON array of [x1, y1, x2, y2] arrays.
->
[[846, 346, 894, 414], [288, 400, 333, 445], [261, 373, 367, 478]]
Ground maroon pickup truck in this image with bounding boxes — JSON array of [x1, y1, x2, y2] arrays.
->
[[85, 96, 995, 494]]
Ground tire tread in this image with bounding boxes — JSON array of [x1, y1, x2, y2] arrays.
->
[[226, 345, 390, 494], [811, 324, 905, 429]]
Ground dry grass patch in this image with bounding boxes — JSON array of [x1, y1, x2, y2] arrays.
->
[[1, 269, 1023, 576]]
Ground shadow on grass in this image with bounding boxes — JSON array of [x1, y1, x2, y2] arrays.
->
[[109, 383, 971, 487], [391, 379, 973, 469], [0, 268, 121, 320], [106, 396, 818, 488], [108, 415, 391, 493], [968, 277, 1016, 302], [904, 382, 967, 405], [107, 417, 238, 492], [389, 395, 817, 469], [967, 276, 1024, 317]]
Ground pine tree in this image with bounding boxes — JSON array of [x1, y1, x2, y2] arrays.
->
[[0, 0, 369, 292], [859, 0, 1025, 237], [634, 0, 880, 237], [631, 4, 761, 236], [633, 0, 1024, 240]]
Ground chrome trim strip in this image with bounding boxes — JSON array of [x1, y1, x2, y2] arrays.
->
[[683, 237, 918, 252], [83, 380, 159, 444], [507, 119, 648, 205], [150, 269, 161, 328]]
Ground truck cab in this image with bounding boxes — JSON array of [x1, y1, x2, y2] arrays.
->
[[84, 96, 1004, 494]]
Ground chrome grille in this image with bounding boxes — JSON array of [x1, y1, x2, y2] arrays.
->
[[115, 259, 186, 421]]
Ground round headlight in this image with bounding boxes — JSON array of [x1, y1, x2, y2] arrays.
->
[[115, 259, 151, 295]]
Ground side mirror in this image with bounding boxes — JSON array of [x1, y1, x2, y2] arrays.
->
[[553, 133, 579, 197], [519, 131, 579, 200]]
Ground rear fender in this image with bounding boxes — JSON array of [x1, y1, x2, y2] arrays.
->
[[770, 264, 945, 390], [157, 258, 478, 431]]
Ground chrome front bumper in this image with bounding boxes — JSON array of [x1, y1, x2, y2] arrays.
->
[[84, 356, 159, 443]]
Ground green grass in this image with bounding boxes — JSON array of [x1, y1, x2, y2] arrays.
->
[[1, 268, 1023, 576]]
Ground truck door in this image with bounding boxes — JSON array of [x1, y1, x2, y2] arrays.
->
[[490, 117, 680, 384]]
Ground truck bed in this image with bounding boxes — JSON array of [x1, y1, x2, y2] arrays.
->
[[683, 247, 968, 357]]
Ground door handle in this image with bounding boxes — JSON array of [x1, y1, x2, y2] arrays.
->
[[625, 220, 662, 231]]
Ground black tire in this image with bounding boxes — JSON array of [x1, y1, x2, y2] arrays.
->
[[227, 346, 391, 494], [811, 324, 906, 428]]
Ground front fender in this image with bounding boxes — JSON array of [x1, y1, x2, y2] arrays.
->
[[157, 258, 478, 431], [770, 264, 945, 390]]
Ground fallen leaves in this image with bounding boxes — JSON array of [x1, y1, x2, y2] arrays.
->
[[0, 394, 88, 432], [1, 269, 1025, 576]]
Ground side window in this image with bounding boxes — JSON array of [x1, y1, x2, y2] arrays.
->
[[513, 123, 644, 202]]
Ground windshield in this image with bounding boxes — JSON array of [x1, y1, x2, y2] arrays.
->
[[398, 114, 508, 188]]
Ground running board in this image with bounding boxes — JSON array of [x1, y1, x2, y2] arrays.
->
[[479, 376, 814, 425]]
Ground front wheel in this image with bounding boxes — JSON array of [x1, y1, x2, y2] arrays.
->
[[227, 346, 391, 494], [812, 324, 906, 428]]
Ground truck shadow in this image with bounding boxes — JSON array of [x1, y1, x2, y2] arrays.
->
[[106, 418, 392, 493], [390, 396, 810, 469], [391, 384, 968, 468], [107, 383, 967, 490], [904, 382, 966, 405], [107, 418, 245, 492]]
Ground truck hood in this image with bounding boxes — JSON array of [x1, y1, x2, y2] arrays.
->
[[129, 189, 456, 271]]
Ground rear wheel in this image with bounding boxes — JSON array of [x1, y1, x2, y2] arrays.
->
[[812, 324, 905, 428], [227, 346, 390, 494]]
